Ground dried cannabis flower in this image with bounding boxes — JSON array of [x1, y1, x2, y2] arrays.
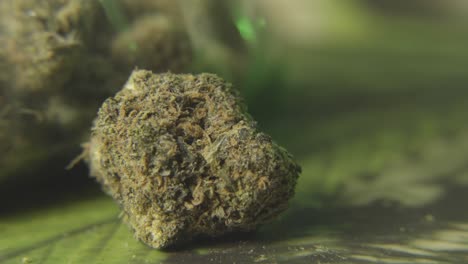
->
[[0, 0, 99, 94], [111, 15, 192, 74], [88, 70, 300, 248]]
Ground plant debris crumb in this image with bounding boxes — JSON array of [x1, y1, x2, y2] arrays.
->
[[88, 70, 301, 249]]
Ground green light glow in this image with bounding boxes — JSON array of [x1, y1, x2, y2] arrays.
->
[[236, 17, 256, 43]]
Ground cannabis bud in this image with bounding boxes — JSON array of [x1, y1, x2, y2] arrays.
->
[[88, 70, 300, 248], [1, 0, 99, 94], [111, 14, 192, 74]]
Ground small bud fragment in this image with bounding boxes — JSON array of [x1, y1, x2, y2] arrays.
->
[[88, 70, 300, 248]]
